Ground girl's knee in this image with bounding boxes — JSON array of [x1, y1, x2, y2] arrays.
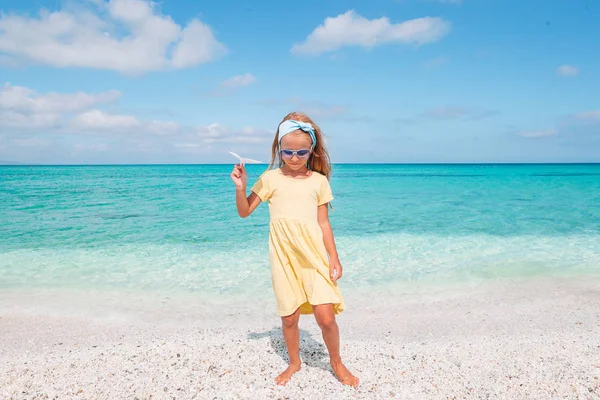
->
[[316, 315, 337, 330], [313, 304, 337, 330], [281, 314, 299, 328]]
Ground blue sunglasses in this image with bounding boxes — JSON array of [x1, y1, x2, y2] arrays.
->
[[280, 149, 311, 159]]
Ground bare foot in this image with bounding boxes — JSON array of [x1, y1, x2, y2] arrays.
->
[[331, 360, 359, 388], [275, 363, 301, 386]]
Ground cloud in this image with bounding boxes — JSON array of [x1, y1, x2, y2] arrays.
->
[[291, 10, 450, 56], [0, 110, 61, 129], [516, 129, 557, 138], [209, 73, 257, 96], [195, 123, 272, 144], [557, 65, 579, 76], [516, 109, 600, 141], [219, 73, 257, 90], [171, 20, 227, 69], [0, 82, 181, 135], [0, 0, 226, 75], [573, 110, 600, 122], [71, 109, 141, 129], [0, 83, 120, 129], [172, 123, 272, 159], [437, 0, 462, 4], [0, 83, 121, 114], [73, 143, 110, 152], [0, 83, 272, 163], [11, 138, 51, 147]]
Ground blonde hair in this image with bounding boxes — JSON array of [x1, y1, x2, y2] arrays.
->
[[268, 112, 332, 179]]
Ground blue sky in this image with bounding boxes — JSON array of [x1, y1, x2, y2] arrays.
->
[[0, 0, 598, 164]]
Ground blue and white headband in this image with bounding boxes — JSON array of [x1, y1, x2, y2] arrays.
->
[[278, 120, 316, 150]]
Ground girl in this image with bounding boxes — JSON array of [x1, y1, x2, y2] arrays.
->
[[230, 112, 359, 388]]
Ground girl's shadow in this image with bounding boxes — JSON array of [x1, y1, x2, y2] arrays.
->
[[248, 327, 332, 372]]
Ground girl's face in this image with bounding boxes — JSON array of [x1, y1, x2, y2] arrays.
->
[[280, 131, 313, 171]]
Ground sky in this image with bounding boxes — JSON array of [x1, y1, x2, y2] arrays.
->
[[0, 0, 598, 164]]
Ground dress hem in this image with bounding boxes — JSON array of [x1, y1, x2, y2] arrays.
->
[[277, 299, 345, 317]]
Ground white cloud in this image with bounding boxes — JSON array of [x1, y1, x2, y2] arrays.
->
[[12, 138, 51, 147], [73, 143, 110, 152], [0, 83, 118, 129], [107, 0, 152, 22], [0, 83, 121, 114], [0, 83, 271, 163], [173, 122, 271, 157], [573, 110, 600, 121], [71, 109, 141, 129], [291, 10, 450, 56], [219, 73, 257, 90], [209, 73, 257, 96], [171, 20, 227, 69], [557, 65, 579, 76], [197, 123, 227, 138], [517, 129, 557, 138], [0, 0, 226, 75], [0, 83, 186, 135], [0, 110, 61, 128], [516, 109, 600, 140], [196, 123, 272, 144]]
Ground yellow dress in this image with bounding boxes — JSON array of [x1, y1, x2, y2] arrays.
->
[[251, 168, 345, 317]]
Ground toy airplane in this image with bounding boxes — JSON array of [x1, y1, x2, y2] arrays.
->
[[228, 151, 262, 165]]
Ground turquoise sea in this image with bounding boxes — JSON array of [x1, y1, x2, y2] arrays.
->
[[1, 164, 600, 310]]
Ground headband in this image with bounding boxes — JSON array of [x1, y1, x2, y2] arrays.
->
[[278, 120, 316, 150]]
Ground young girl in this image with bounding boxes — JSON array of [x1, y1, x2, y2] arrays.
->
[[230, 112, 359, 388]]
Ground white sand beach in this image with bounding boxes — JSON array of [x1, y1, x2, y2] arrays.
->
[[1, 276, 599, 399]]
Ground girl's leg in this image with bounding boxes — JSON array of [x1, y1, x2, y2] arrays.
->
[[276, 308, 301, 386], [312, 304, 359, 388]]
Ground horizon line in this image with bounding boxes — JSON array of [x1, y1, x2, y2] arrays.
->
[[2, 162, 600, 167]]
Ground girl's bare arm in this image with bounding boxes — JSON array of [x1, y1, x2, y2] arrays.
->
[[318, 204, 343, 281], [236, 189, 261, 218], [231, 164, 262, 218]]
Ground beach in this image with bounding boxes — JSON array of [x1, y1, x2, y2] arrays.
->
[[2, 276, 599, 399], [1, 0, 599, 394]]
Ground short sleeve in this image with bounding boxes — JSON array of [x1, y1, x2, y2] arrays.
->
[[318, 177, 334, 206], [251, 171, 272, 202]]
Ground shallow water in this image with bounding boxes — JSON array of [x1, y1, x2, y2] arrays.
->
[[1, 164, 599, 303]]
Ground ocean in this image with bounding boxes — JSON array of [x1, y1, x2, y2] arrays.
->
[[1, 164, 599, 315]]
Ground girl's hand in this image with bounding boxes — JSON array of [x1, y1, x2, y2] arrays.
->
[[230, 163, 247, 190], [329, 258, 343, 282]]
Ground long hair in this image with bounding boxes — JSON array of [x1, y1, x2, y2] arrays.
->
[[268, 112, 332, 179]]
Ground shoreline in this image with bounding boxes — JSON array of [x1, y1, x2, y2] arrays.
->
[[2, 276, 599, 399]]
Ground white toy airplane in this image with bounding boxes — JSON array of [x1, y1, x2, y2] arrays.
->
[[228, 151, 262, 165]]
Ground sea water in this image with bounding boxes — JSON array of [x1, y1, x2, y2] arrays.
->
[[1, 164, 599, 315]]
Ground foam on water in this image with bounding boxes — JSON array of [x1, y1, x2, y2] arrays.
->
[[1, 233, 598, 294]]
